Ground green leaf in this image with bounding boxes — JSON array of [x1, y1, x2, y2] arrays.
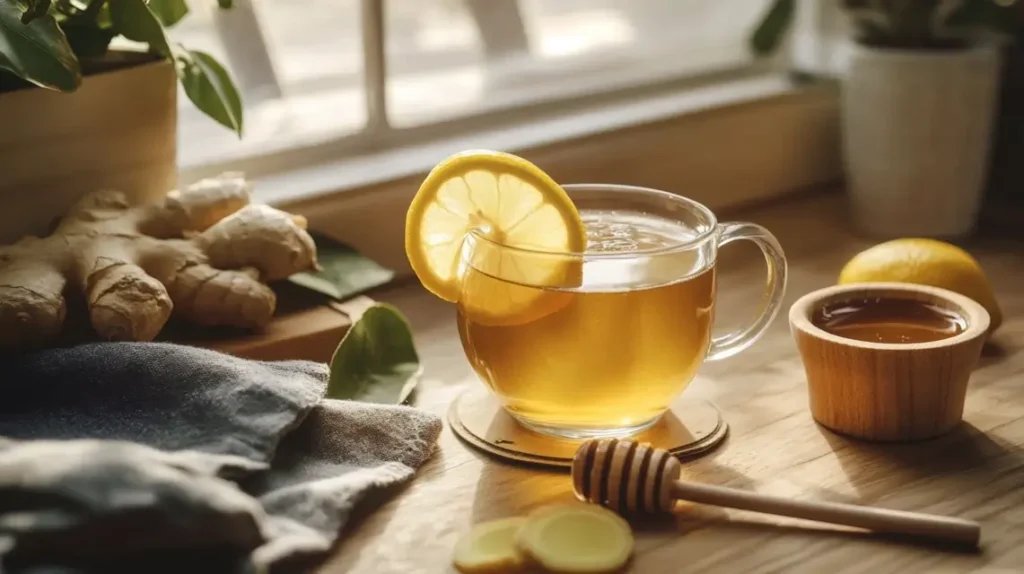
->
[[749, 0, 795, 55], [0, 1, 80, 91], [947, 0, 1023, 36], [148, 0, 188, 27], [175, 47, 243, 136], [109, 0, 170, 56], [288, 232, 396, 300], [20, 0, 51, 24], [95, 2, 113, 28], [61, 19, 116, 58], [217, 0, 233, 8], [328, 303, 421, 404]]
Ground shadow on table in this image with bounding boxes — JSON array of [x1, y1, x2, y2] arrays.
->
[[465, 448, 984, 562], [701, 519, 984, 556], [817, 421, 1021, 498], [980, 340, 1013, 365]]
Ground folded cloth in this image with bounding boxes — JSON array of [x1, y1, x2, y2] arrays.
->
[[0, 342, 442, 573]]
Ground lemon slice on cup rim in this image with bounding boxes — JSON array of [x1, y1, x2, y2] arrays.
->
[[404, 150, 587, 326]]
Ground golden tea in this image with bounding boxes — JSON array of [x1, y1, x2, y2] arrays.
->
[[456, 211, 716, 436], [813, 297, 966, 344]]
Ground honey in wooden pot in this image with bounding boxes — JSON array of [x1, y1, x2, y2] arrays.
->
[[790, 283, 990, 442], [812, 297, 967, 344]]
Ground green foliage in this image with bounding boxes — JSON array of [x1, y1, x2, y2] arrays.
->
[[176, 47, 242, 134], [0, 0, 242, 136], [148, 0, 186, 27], [20, 0, 51, 23], [750, 0, 795, 55], [751, 0, 1023, 55], [328, 304, 422, 405], [288, 231, 396, 301], [110, 0, 170, 55], [0, 2, 79, 90]]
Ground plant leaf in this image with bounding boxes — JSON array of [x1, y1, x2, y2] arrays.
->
[[61, 18, 116, 58], [328, 303, 421, 404], [109, 0, 170, 56], [96, 2, 113, 28], [174, 47, 243, 136], [147, 0, 188, 27], [217, 0, 233, 8], [947, 0, 1022, 36], [749, 0, 795, 55], [0, 1, 80, 91], [288, 232, 396, 300], [20, 0, 51, 24]]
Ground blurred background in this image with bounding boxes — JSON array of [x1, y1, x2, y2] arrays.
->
[[160, 0, 1024, 238], [1, 1, 1021, 243], [162, 0, 774, 170]]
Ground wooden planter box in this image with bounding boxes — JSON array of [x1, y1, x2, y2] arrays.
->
[[0, 52, 177, 244]]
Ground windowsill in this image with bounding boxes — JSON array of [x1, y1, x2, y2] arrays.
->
[[186, 71, 843, 275], [172, 0, 781, 176], [224, 73, 807, 207]]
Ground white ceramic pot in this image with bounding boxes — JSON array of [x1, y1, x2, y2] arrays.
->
[[842, 41, 1003, 238]]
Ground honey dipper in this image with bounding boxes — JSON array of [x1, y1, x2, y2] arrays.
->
[[571, 438, 981, 546]]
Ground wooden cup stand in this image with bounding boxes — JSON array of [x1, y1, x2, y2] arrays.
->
[[448, 386, 730, 468]]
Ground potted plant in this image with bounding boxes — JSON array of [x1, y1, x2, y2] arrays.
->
[[751, 0, 1022, 238], [982, 19, 1024, 235], [0, 0, 243, 244]]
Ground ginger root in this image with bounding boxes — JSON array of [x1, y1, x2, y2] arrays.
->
[[0, 173, 318, 349]]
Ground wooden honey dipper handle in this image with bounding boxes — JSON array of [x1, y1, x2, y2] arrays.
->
[[572, 439, 981, 547], [670, 480, 980, 545]]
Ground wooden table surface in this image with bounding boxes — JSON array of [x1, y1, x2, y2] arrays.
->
[[323, 192, 1024, 574]]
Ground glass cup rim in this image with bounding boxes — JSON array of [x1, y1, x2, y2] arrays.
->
[[466, 183, 720, 260]]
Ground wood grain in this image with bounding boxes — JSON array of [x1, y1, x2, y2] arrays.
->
[[321, 191, 1024, 574], [791, 283, 991, 442], [0, 54, 177, 245], [170, 296, 375, 364]]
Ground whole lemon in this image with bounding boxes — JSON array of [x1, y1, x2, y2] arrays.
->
[[838, 238, 1002, 332]]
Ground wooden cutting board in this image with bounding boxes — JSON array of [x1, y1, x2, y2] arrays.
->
[[166, 284, 377, 364], [194, 297, 375, 363], [49, 281, 374, 364]]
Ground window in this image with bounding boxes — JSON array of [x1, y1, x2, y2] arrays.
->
[[167, 0, 778, 180]]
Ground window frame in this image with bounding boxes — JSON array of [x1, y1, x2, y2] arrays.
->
[[179, 0, 836, 200]]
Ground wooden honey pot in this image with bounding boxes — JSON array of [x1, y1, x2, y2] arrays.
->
[[789, 282, 991, 442]]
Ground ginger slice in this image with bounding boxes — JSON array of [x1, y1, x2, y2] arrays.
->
[[516, 503, 634, 573], [453, 516, 528, 574]]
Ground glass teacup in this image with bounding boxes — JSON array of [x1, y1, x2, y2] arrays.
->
[[456, 184, 786, 439]]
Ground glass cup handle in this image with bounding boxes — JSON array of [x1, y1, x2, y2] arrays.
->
[[705, 221, 788, 362]]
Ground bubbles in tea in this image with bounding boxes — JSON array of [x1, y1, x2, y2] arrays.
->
[[456, 210, 715, 436]]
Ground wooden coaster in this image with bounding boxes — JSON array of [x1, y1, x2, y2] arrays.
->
[[448, 387, 728, 468]]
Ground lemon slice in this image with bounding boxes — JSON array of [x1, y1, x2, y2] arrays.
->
[[405, 150, 587, 325], [516, 504, 634, 573], [452, 517, 527, 574]]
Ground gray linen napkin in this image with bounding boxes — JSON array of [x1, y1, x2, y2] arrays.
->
[[0, 342, 442, 573]]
